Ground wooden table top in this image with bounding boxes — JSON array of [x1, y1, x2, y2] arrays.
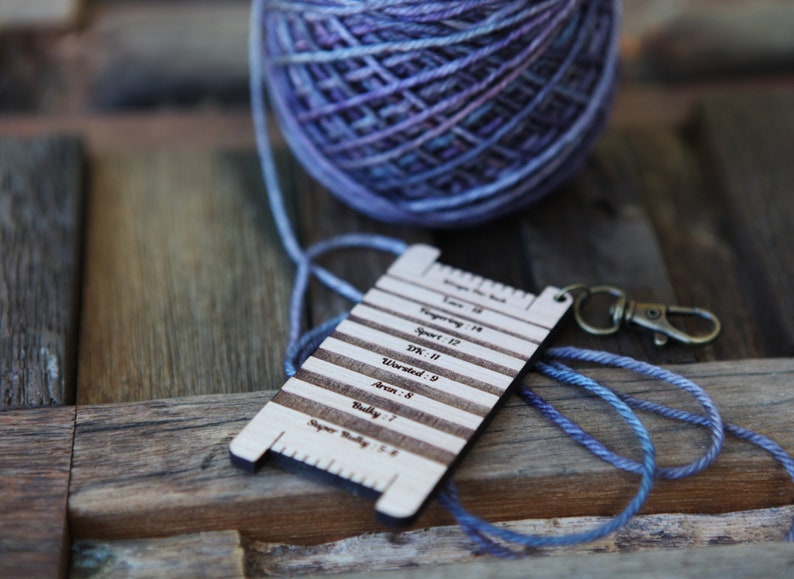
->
[[1, 2, 793, 574]]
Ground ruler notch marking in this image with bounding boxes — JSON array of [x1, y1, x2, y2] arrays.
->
[[230, 244, 571, 525], [273, 390, 457, 465]]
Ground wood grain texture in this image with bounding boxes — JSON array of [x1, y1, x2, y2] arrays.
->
[[69, 359, 794, 545], [624, 0, 794, 80], [608, 129, 770, 361], [0, 136, 83, 408], [75, 1, 250, 110], [247, 506, 794, 576], [517, 133, 695, 364], [0, 406, 75, 579], [77, 150, 293, 403], [2, 80, 794, 153], [71, 531, 245, 579], [0, 0, 80, 29], [329, 543, 794, 579], [14, 1, 791, 112], [0, 111, 257, 153], [697, 91, 794, 357]]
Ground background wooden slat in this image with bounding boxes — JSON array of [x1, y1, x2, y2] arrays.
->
[[71, 531, 245, 579], [605, 128, 772, 362], [2, 1, 791, 113], [0, 407, 75, 579], [77, 150, 294, 404], [697, 91, 794, 357], [517, 134, 695, 363], [328, 543, 794, 579], [245, 507, 794, 576], [68, 359, 794, 545], [1, 81, 794, 154], [0, 136, 83, 408], [0, 0, 80, 30], [622, 0, 794, 79]]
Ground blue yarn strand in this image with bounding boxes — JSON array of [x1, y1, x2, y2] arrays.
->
[[440, 348, 794, 556], [249, 0, 794, 555], [250, 0, 408, 301], [438, 358, 657, 551]]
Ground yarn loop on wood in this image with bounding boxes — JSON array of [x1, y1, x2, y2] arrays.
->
[[257, 0, 620, 227]]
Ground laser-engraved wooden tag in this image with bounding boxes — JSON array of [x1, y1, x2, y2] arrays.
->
[[230, 244, 572, 525]]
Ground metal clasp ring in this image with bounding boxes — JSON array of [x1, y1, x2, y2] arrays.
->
[[556, 284, 721, 347]]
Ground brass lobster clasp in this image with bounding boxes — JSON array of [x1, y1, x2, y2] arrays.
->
[[556, 285, 721, 347]]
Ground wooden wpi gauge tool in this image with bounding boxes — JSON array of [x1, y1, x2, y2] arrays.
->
[[230, 244, 572, 525]]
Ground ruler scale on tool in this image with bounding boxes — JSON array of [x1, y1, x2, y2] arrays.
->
[[230, 244, 572, 525]]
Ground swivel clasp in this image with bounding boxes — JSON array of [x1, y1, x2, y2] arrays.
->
[[556, 284, 721, 347]]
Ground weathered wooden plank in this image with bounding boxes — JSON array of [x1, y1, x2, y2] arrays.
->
[[7, 1, 790, 112], [1, 81, 793, 152], [326, 543, 794, 579], [0, 406, 75, 579], [71, 531, 245, 579], [81, 2, 250, 110], [696, 91, 794, 357], [624, 1, 794, 80], [0, 136, 83, 408], [518, 133, 695, 364], [0, 111, 257, 153], [247, 506, 794, 576], [69, 359, 794, 545], [0, 0, 80, 29], [77, 150, 293, 404], [608, 129, 770, 361]]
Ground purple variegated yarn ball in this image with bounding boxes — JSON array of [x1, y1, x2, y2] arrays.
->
[[257, 0, 620, 228]]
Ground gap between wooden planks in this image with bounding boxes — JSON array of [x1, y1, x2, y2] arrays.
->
[[14, 0, 792, 111], [1, 80, 793, 154], [69, 510, 794, 577], [67, 359, 794, 546]]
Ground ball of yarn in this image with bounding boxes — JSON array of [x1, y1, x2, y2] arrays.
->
[[258, 0, 620, 228]]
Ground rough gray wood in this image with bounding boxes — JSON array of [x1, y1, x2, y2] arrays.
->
[[247, 507, 794, 576], [71, 531, 245, 579], [13, 1, 792, 111], [0, 406, 76, 579], [0, 0, 80, 29], [328, 542, 794, 579], [0, 136, 83, 408], [77, 150, 293, 404]]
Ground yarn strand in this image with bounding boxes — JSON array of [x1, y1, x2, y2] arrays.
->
[[248, 0, 794, 556], [257, 0, 620, 227], [440, 347, 794, 556]]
